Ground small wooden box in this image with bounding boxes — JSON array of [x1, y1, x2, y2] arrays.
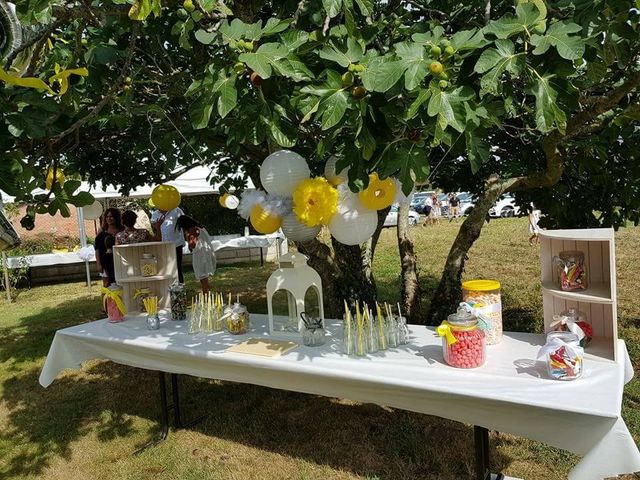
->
[[539, 228, 617, 362]]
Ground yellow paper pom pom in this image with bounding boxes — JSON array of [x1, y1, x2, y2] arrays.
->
[[250, 204, 282, 234], [292, 177, 338, 227], [358, 173, 396, 211]]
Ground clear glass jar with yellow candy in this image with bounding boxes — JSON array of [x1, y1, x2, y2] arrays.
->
[[140, 253, 158, 277]]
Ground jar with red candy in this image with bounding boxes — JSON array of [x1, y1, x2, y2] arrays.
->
[[437, 304, 486, 369]]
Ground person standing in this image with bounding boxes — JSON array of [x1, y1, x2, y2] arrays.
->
[[528, 206, 542, 245], [176, 215, 216, 294], [94, 208, 124, 286], [449, 193, 460, 222], [116, 210, 159, 245], [421, 194, 433, 226], [152, 205, 185, 283]]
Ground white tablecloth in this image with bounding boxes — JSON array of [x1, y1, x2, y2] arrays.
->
[[6, 251, 95, 268], [209, 234, 282, 252], [39, 314, 640, 480]]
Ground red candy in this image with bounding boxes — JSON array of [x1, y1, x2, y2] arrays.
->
[[443, 329, 486, 368]]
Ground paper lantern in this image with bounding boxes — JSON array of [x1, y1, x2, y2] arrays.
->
[[148, 197, 155, 208], [225, 195, 239, 209], [324, 156, 349, 186], [281, 213, 321, 242], [45, 168, 65, 190], [151, 184, 181, 212], [83, 200, 103, 220], [250, 204, 282, 234], [260, 150, 310, 196], [359, 173, 396, 211], [329, 192, 378, 245], [219, 193, 229, 208]]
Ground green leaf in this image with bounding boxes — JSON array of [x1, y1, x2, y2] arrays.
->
[[190, 94, 215, 129], [411, 26, 446, 46], [73, 191, 95, 206], [194, 29, 217, 45], [63, 179, 81, 196], [406, 89, 431, 120], [238, 43, 287, 79], [280, 30, 309, 50], [217, 74, 237, 118], [262, 18, 291, 37], [531, 73, 566, 133], [475, 40, 524, 96], [267, 116, 296, 147], [356, 126, 376, 160], [530, 22, 584, 60], [360, 57, 406, 93], [484, 3, 541, 39], [274, 56, 315, 82], [320, 90, 348, 130], [354, 0, 374, 16], [395, 42, 429, 90], [465, 130, 490, 173], [450, 29, 488, 52], [319, 38, 363, 67], [323, 0, 343, 18], [427, 87, 469, 132]]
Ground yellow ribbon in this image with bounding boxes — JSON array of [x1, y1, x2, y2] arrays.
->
[[1, 67, 89, 95], [436, 321, 458, 345], [102, 287, 126, 315], [133, 288, 151, 299]]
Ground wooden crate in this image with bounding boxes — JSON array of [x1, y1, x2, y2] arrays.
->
[[539, 228, 617, 362], [113, 241, 178, 312]]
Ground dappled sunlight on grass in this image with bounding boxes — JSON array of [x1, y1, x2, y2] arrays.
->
[[0, 218, 638, 479]]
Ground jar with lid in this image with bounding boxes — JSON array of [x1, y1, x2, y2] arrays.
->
[[539, 331, 583, 380], [550, 307, 592, 347], [462, 279, 502, 345], [437, 304, 486, 369], [134, 287, 153, 312], [140, 253, 158, 277], [554, 250, 587, 291], [225, 302, 250, 334], [105, 284, 125, 323], [168, 283, 187, 321]]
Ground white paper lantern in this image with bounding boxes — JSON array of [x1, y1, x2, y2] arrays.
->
[[329, 192, 378, 246], [324, 156, 349, 186], [281, 213, 321, 242], [225, 194, 240, 209], [260, 150, 310, 196], [83, 200, 103, 220]]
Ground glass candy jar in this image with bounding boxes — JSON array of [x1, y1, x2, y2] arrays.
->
[[551, 307, 592, 348], [540, 331, 583, 380], [105, 284, 125, 323], [140, 253, 158, 277], [301, 312, 326, 347], [169, 283, 187, 321], [225, 302, 250, 334], [554, 250, 588, 291], [134, 287, 153, 312], [437, 305, 486, 369], [462, 279, 502, 345]]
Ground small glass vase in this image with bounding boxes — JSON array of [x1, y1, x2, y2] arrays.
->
[[147, 313, 160, 330], [303, 326, 326, 347]]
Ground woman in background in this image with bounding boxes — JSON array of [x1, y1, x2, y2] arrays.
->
[[175, 215, 216, 294], [95, 208, 123, 286], [116, 210, 159, 245]]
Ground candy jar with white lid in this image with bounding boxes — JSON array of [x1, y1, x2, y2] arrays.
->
[[550, 307, 592, 347], [437, 304, 486, 369], [225, 299, 250, 334]]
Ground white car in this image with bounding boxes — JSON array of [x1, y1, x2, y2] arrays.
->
[[384, 204, 420, 227], [489, 195, 521, 217]]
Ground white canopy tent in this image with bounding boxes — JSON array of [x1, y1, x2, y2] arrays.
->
[[1, 166, 255, 296]]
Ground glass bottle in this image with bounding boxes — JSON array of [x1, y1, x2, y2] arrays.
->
[[543, 331, 583, 380]]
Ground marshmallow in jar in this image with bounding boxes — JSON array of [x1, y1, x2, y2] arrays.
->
[[462, 279, 502, 345]]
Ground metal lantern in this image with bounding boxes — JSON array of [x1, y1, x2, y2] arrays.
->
[[267, 253, 324, 336]]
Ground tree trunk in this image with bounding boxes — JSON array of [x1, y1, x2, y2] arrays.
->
[[397, 201, 422, 323], [297, 207, 390, 318], [426, 178, 503, 324]]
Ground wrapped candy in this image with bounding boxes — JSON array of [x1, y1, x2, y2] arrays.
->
[[554, 251, 588, 291], [538, 331, 583, 380], [549, 308, 592, 348]]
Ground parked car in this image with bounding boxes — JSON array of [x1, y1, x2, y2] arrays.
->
[[384, 204, 421, 227], [489, 194, 521, 217], [410, 191, 435, 214]]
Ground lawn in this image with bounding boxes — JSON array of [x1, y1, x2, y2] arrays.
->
[[0, 217, 638, 480]]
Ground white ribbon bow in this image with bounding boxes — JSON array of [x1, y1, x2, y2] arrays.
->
[[459, 302, 491, 330], [537, 337, 583, 360], [549, 314, 586, 341]]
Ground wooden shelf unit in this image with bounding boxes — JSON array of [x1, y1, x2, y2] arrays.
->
[[539, 228, 617, 362], [113, 241, 178, 313]]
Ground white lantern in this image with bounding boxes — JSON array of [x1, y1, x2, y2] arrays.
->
[[267, 253, 325, 336], [281, 213, 321, 242], [83, 200, 103, 220], [324, 156, 349, 185], [329, 192, 378, 245], [260, 150, 310, 196]]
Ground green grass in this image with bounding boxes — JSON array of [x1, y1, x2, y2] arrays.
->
[[0, 217, 638, 479]]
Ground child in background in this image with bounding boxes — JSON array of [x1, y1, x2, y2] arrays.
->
[[175, 215, 216, 294], [528, 206, 541, 245]]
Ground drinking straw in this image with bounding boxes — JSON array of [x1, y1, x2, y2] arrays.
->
[[355, 301, 365, 356], [376, 303, 387, 350]]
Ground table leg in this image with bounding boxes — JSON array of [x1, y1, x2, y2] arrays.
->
[[474, 426, 506, 480], [170, 373, 207, 429], [134, 371, 169, 455], [260, 247, 264, 266]]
